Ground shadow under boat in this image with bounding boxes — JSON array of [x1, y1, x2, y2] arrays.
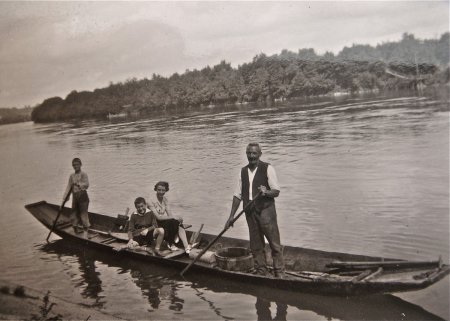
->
[[39, 240, 445, 321]]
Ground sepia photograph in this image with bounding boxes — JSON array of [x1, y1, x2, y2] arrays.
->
[[0, 1, 449, 320]]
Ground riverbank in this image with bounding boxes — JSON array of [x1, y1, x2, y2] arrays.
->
[[0, 107, 32, 126], [0, 279, 123, 320]]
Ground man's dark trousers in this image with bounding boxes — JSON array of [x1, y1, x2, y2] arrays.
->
[[245, 203, 284, 274]]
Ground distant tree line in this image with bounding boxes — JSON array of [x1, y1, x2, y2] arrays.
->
[[0, 107, 32, 125], [31, 32, 450, 123]]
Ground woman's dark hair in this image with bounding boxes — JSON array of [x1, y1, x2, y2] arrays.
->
[[154, 181, 169, 192]]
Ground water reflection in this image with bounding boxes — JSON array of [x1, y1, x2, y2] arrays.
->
[[255, 298, 287, 321], [191, 285, 235, 320], [78, 253, 103, 306], [131, 271, 183, 312], [40, 241, 444, 321]]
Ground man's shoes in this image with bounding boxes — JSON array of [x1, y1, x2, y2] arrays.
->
[[169, 244, 180, 251]]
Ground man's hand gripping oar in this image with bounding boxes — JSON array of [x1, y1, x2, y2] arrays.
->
[[180, 192, 261, 277]]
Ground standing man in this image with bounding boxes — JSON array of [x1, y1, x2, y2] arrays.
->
[[62, 157, 90, 233], [225, 143, 285, 278]]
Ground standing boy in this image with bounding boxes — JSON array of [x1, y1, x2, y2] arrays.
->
[[62, 158, 90, 233]]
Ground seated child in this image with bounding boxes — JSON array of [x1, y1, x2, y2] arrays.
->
[[128, 197, 164, 255], [148, 181, 192, 253]]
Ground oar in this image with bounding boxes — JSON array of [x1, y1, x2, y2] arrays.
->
[[180, 192, 261, 277], [46, 185, 73, 243]]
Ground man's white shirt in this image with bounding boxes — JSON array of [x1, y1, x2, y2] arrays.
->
[[234, 165, 280, 200]]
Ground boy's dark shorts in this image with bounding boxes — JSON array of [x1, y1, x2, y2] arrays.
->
[[133, 232, 154, 246]]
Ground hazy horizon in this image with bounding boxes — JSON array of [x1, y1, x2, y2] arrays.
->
[[1, 1, 448, 108]]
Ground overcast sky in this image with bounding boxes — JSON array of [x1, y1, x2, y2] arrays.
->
[[0, 1, 448, 108]]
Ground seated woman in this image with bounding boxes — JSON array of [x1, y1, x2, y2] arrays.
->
[[148, 181, 192, 253], [128, 197, 165, 255]]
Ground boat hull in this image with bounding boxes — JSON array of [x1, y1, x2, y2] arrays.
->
[[25, 200, 450, 296]]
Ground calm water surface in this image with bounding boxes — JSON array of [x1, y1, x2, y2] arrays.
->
[[0, 91, 448, 320]]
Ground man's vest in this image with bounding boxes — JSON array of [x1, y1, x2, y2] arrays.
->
[[241, 160, 275, 213]]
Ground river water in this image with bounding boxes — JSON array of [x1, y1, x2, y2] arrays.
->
[[0, 90, 449, 320]]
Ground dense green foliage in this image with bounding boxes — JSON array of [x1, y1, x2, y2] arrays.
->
[[31, 33, 449, 122], [0, 107, 32, 125]]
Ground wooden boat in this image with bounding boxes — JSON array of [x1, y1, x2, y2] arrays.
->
[[41, 241, 447, 321], [25, 201, 450, 296]]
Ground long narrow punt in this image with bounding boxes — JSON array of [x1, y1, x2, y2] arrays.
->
[[25, 201, 450, 296]]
